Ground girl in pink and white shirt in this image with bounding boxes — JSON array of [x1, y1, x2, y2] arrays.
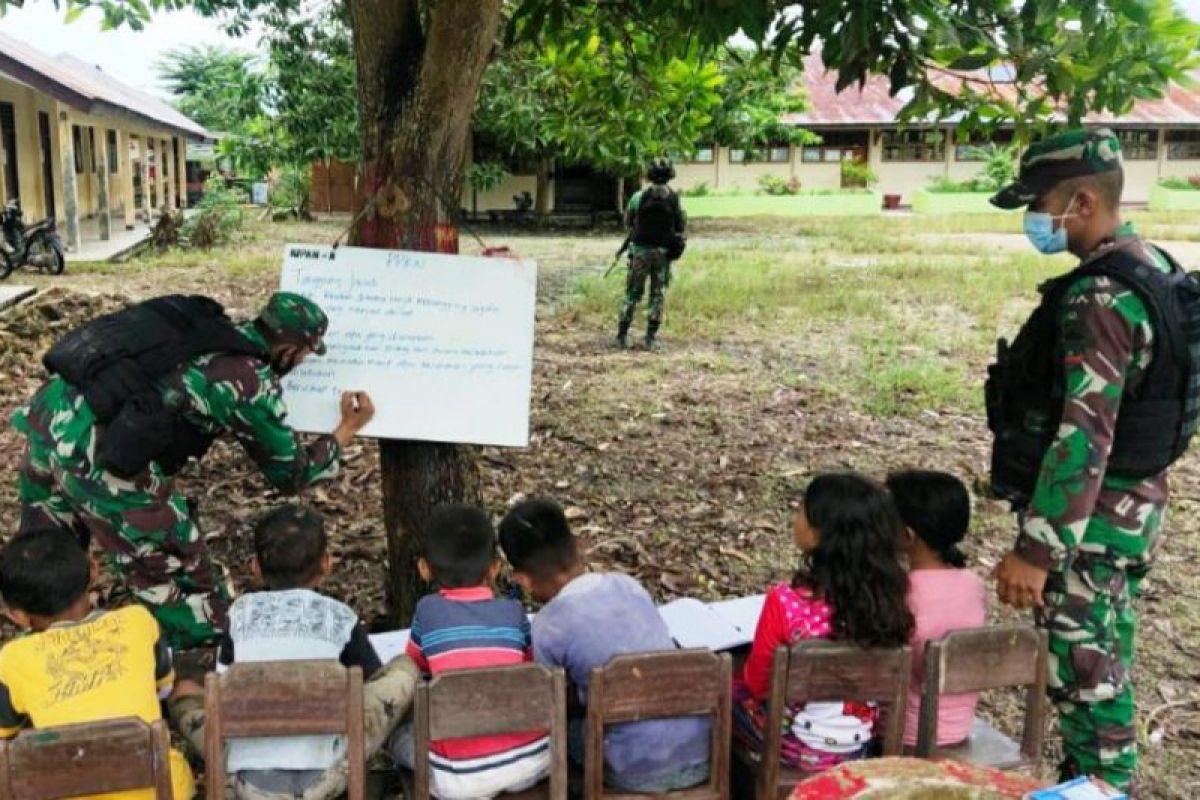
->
[[735, 473, 914, 772]]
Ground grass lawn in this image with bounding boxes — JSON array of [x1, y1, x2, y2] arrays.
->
[[3, 212, 1200, 797]]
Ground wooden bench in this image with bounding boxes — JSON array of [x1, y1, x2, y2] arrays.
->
[[0, 716, 174, 799], [915, 624, 1049, 773], [204, 660, 366, 800], [410, 663, 569, 800], [584, 649, 732, 800], [738, 641, 911, 800]]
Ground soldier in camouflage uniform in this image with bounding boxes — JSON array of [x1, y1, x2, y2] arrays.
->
[[990, 129, 1179, 791], [617, 158, 687, 350], [11, 293, 375, 650]]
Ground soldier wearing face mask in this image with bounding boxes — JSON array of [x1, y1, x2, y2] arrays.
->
[[11, 292, 375, 650], [986, 128, 1200, 792]]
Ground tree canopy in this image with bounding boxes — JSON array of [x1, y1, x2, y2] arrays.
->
[[156, 45, 264, 136]]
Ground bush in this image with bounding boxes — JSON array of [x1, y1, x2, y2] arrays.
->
[[757, 174, 802, 196], [466, 161, 509, 194], [682, 182, 712, 197], [1159, 175, 1200, 191], [182, 176, 246, 249], [270, 166, 312, 212], [926, 175, 995, 193], [841, 160, 878, 188]]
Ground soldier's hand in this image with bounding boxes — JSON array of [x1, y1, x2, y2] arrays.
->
[[335, 391, 375, 440], [992, 550, 1049, 610]]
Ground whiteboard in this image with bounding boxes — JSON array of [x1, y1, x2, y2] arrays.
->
[[278, 244, 537, 447]]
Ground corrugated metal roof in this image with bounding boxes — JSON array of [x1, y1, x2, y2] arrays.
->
[[0, 30, 207, 139], [783, 53, 1200, 128]]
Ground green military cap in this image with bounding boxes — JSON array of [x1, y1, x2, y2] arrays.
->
[[990, 128, 1123, 209], [258, 292, 328, 355]]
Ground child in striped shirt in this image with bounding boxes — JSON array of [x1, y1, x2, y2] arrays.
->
[[389, 505, 550, 800]]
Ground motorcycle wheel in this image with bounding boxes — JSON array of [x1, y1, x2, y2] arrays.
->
[[28, 234, 65, 275], [0, 249, 12, 281]]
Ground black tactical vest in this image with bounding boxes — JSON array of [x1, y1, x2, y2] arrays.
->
[[985, 242, 1200, 508], [43, 295, 268, 478]]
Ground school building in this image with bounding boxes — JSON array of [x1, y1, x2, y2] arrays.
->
[[464, 55, 1200, 214], [0, 31, 208, 251]]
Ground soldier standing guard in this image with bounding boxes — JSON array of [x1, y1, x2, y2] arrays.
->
[[616, 157, 687, 350], [987, 129, 1200, 792], [12, 292, 375, 650]]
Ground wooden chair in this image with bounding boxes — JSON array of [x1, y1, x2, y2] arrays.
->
[[411, 663, 568, 800], [0, 716, 174, 799], [204, 660, 366, 800], [584, 649, 732, 800], [915, 624, 1049, 773], [741, 641, 911, 800]]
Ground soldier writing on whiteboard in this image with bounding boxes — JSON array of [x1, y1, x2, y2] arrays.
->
[[11, 292, 375, 649]]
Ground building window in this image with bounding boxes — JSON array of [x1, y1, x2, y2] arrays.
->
[[683, 145, 715, 164], [1116, 128, 1158, 160], [729, 144, 790, 164], [0, 103, 18, 203], [955, 130, 1015, 161], [88, 127, 97, 173], [107, 130, 119, 174], [1167, 129, 1200, 160], [72, 125, 84, 174], [802, 130, 869, 163], [881, 129, 946, 162]]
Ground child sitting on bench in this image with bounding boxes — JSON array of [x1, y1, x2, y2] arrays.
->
[[0, 526, 195, 799], [499, 498, 711, 793], [169, 504, 419, 800], [735, 473, 914, 772], [886, 469, 987, 748], [389, 504, 551, 800]]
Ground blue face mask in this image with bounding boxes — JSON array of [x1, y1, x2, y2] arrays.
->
[[1023, 197, 1077, 255]]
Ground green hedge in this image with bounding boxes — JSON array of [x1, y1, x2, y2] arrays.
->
[[1149, 184, 1200, 212], [684, 192, 882, 218], [911, 188, 1016, 215]]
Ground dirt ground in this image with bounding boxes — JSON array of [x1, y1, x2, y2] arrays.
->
[[0, 215, 1197, 797]]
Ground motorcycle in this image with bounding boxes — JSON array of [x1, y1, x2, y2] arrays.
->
[[0, 198, 65, 280]]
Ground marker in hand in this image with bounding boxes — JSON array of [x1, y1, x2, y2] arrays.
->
[[334, 390, 376, 446]]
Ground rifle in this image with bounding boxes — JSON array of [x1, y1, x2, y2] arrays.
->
[[603, 233, 633, 278]]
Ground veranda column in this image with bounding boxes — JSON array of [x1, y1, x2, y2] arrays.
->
[[138, 135, 151, 222], [164, 137, 176, 211], [119, 129, 135, 230], [55, 104, 80, 250], [95, 125, 111, 240], [175, 138, 187, 208]]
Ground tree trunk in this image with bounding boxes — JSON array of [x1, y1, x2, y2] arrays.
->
[[535, 155, 552, 216], [348, 0, 503, 625], [614, 175, 625, 214]]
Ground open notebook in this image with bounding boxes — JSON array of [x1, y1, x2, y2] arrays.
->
[[368, 594, 765, 661]]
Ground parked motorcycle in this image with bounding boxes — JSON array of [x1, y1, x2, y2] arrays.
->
[[0, 198, 65, 280]]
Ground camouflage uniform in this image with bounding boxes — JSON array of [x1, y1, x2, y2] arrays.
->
[[617, 186, 686, 347], [993, 131, 1169, 790], [11, 293, 338, 650]]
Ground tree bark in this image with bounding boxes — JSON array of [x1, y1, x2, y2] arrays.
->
[[348, 0, 503, 625], [535, 155, 552, 216]]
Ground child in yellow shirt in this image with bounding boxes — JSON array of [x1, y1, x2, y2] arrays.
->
[[0, 526, 194, 800]]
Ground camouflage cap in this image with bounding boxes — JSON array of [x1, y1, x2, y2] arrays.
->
[[990, 128, 1123, 209], [257, 292, 328, 355]]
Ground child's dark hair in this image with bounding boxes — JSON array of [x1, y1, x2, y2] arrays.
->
[[254, 504, 328, 589], [885, 470, 970, 568], [498, 498, 578, 580], [794, 473, 914, 648], [423, 504, 498, 588], [0, 527, 90, 617]]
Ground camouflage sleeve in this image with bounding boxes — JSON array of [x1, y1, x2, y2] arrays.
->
[[192, 357, 341, 493], [1016, 279, 1145, 571]]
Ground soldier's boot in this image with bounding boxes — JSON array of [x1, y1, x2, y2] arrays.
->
[[644, 322, 660, 351], [614, 319, 630, 349]]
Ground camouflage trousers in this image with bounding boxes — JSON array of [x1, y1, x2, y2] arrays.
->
[[17, 435, 231, 651], [169, 656, 419, 800], [1037, 553, 1142, 790], [619, 250, 671, 329]]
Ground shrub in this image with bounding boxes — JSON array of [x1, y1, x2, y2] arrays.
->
[[182, 176, 246, 249], [270, 166, 312, 213], [841, 160, 878, 188], [466, 161, 509, 194], [682, 182, 712, 197], [757, 174, 801, 195], [926, 175, 994, 193], [1159, 175, 1200, 191]]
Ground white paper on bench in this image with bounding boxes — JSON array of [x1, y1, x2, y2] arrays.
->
[[367, 595, 766, 660]]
